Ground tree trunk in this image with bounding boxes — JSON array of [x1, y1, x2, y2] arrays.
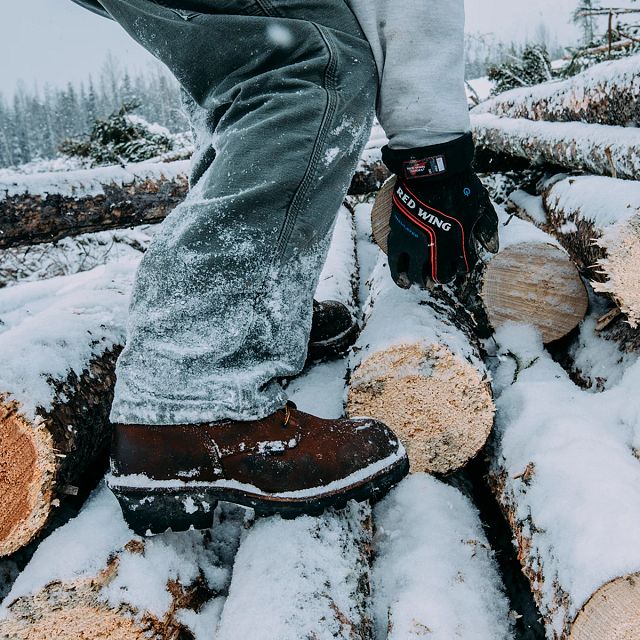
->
[[541, 175, 640, 329], [471, 113, 640, 179], [487, 333, 640, 640], [0, 162, 384, 250], [0, 261, 136, 556], [473, 54, 640, 127], [371, 177, 588, 345], [0, 161, 190, 249]]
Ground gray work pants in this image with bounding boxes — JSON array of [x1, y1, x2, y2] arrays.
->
[[97, 0, 377, 424]]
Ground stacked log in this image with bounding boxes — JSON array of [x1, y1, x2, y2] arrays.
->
[[471, 113, 640, 179], [372, 473, 512, 639], [488, 324, 640, 640], [0, 261, 136, 557], [0, 161, 190, 249], [541, 175, 640, 329], [473, 54, 640, 126]]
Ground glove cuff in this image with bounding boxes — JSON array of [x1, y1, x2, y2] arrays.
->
[[381, 132, 474, 182]]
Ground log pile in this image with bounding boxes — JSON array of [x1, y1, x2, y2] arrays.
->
[[473, 54, 640, 126]]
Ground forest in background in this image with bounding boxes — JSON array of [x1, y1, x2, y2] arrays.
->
[[0, 1, 637, 170]]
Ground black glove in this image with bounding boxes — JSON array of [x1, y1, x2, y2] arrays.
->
[[382, 133, 499, 288]]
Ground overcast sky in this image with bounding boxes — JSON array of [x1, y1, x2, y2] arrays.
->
[[1, 0, 584, 98]]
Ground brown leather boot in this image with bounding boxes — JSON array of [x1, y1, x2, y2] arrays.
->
[[108, 404, 408, 535]]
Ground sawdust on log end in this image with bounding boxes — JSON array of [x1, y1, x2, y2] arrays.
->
[[0, 400, 56, 557], [481, 242, 588, 343], [0, 576, 151, 640], [570, 573, 640, 640], [347, 343, 494, 474]]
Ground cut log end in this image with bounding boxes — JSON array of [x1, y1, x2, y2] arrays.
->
[[481, 242, 589, 344], [570, 573, 640, 640], [0, 578, 150, 640], [0, 401, 56, 557], [347, 343, 494, 474]]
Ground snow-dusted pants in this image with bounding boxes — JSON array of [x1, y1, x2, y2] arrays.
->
[[98, 0, 377, 424]]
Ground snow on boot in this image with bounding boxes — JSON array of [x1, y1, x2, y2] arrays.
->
[[307, 299, 358, 361], [108, 404, 409, 535]]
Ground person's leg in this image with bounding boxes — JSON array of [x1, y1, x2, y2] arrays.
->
[[97, 0, 378, 424]]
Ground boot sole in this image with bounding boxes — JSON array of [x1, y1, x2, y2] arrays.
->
[[110, 454, 408, 535]]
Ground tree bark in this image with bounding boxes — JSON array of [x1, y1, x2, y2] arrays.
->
[[473, 54, 640, 127], [541, 175, 640, 329], [471, 113, 640, 179], [0, 261, 136, 556]]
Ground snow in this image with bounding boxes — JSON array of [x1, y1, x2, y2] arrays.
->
[[0, 225, 155, 287], [496, 203, 561, 250], [0, 259, 138, 419], [490, 322, 640, 634], [473, 54, 640, 124], [466, 76, 494, 105], [0, 158, 189, 201], [471, 112, 640, 179], [349, 253, 485, 375], [314, 205, 358, 316], [373, 474, 513, 639]]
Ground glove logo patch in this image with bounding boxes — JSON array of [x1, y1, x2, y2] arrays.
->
[[395, 185, 452, 231], [403, 154, 447, 180]]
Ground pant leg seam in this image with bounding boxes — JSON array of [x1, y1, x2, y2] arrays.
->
[[274, 22, 339, 262]]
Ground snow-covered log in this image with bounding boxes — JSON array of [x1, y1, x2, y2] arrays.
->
[[472, 113, 640, 179], [0, 261, 137, 556], [346, 252, 495, 474], [315, 204, 359, 318], [0, 161, 190, 249], [488, 324, 640, 640], [542, 175, 640, 329], [0, 487, 245, 639], [0, 157, 384, 250], [372, 474, 512, 639], [217, 504, 373, 640], [371, 178, 588, 344], [473, 55, 640, 126]]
